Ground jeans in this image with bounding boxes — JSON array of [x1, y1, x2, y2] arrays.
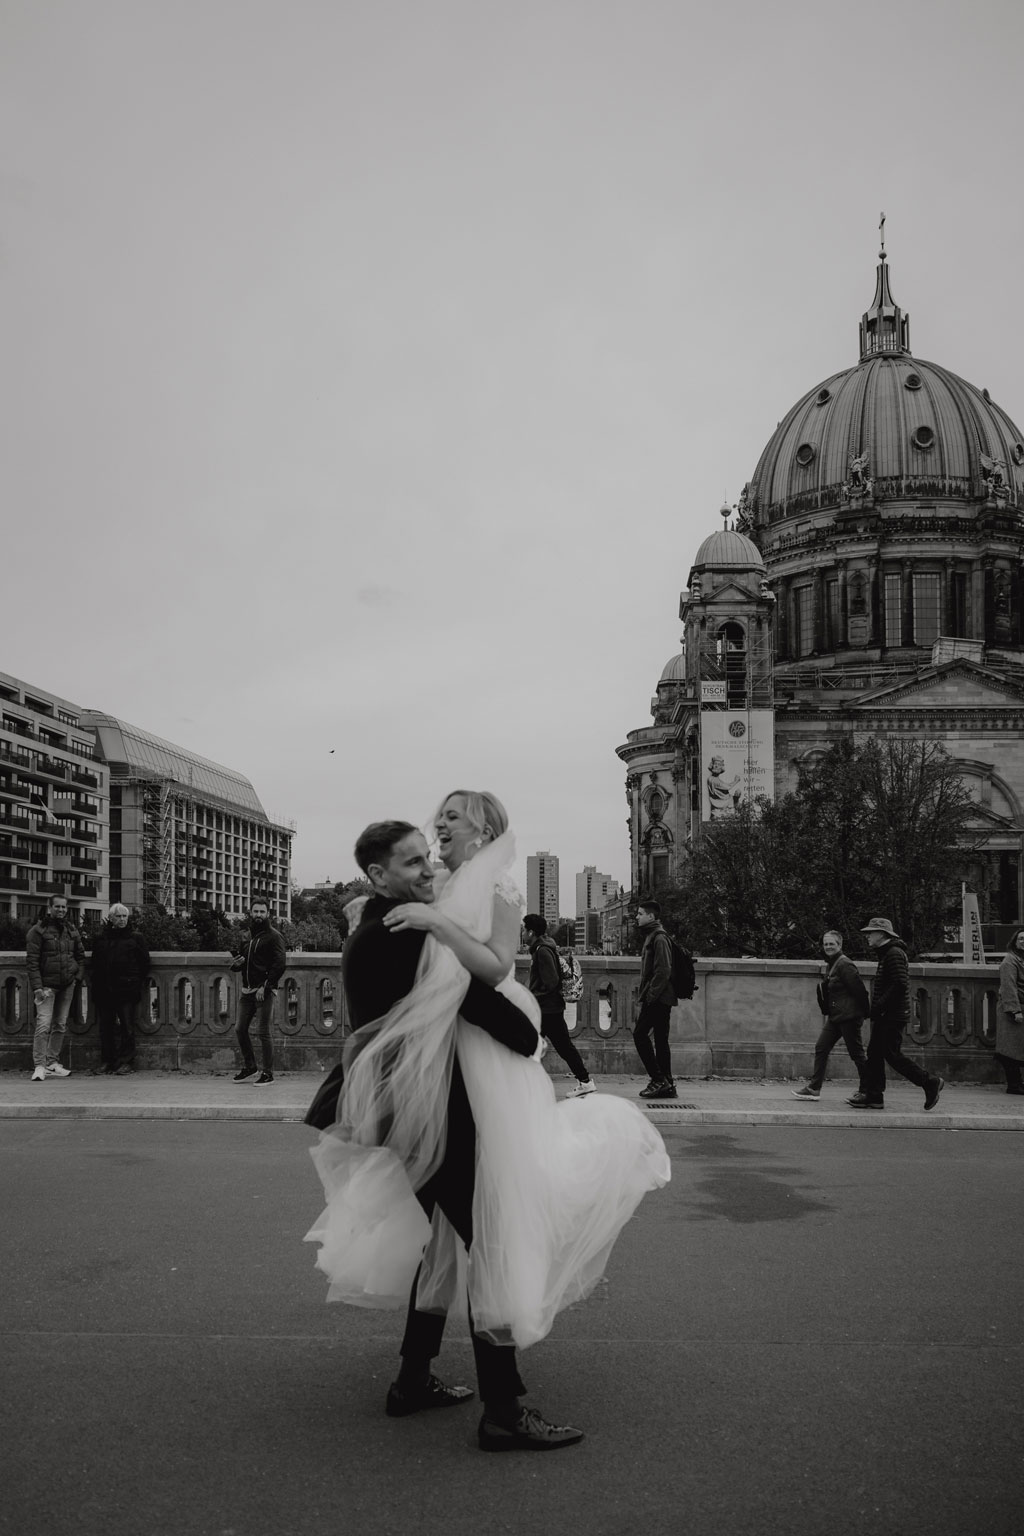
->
[[808, 1015, 866, 1090], [633, 1000, 673, 1081], [541, 1010, 590, 1082], [861, 1016, 934, 1102], [98, 996, 139, 1069], [235, 990, 276, 1073], [32, 982, 76, 1069]]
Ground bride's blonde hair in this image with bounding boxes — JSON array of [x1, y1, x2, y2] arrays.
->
[[434, 789, 508, 846]]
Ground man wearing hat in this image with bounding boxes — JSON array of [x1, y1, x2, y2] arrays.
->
[[849, 918, 943, 1111]]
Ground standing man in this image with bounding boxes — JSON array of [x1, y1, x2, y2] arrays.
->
[[26, 895, 85, 1081], [231, 898, 287, 1085], [849, 917, 944, 1111], [792, 930, 870, 1100], [522, 914, 594, 1097], [89, 904, 151, 1075], [633, 899, 678, 1101]]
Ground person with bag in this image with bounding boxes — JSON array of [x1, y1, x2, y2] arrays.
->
[[633, 899, 678, 1100], [791, 930, 869, 1101], [522, 914, 594, 1097]]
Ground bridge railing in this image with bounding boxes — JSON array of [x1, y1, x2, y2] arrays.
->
[[0, 951, 1005, 1082]]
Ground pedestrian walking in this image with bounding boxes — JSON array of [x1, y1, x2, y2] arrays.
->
[[792, 930, 869, 1100], [522, 914, 594, 1097], [25, 896, 84, 1081], [848, 917, 943, 1111], [995, 928, 1024, 1095]]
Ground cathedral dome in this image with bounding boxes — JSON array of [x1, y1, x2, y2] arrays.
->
[[745, 254, 1024, 526], [658, 652, 687, 683], [692, 526, 764, 569]]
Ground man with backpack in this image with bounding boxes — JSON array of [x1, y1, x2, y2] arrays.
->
[[634, 899, 680, 1101], [522, 914, 595, 1097]]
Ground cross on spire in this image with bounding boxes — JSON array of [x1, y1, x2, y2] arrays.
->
[[879, 210, 886, 258]]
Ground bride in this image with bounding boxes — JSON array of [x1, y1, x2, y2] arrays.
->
[[306, 789, 670, 1349]]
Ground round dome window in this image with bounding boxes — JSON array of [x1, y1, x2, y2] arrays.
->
[[815, 388, 831, 406], [795, 443, 816, 467], [1013, 443, 1024, 466], [911, 426, 935, 451], [904, 373, 923, 391]]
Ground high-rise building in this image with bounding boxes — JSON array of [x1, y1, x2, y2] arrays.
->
[[526, 850, 560, 928], [575, 865, 619, 917], [1, 671, 109, 927], [0, 666, 293, 927], [87, 714, 293, 921]]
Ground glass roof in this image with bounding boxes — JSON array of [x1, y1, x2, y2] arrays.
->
[[87, 714, 267, 817]]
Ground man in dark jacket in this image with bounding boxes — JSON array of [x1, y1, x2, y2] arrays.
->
[[26, 896, 85, 1081], [316, 819, 582, 1453], [633, 899, 678, 1101], [522, 914, 593, 1096], [792, 930, 870, 1100], [849, 916, 944, 1111], [230, 898, 287, 1085], [89, 904, 151, 1075]]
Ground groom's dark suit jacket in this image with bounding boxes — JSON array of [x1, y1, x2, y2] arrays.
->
[[304, 893, 538, 1138]]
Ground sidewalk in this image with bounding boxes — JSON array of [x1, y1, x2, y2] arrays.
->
[[2, 1069, 1023, 1128]]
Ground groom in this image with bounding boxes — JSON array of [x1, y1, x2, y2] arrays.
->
[[309, 819, 584, 1453]]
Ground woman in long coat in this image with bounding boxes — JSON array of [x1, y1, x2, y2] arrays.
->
[[995, 928, 1024, 1095]]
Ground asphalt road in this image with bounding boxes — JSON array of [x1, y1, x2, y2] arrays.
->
[[2, 1122, 1021, 1536]]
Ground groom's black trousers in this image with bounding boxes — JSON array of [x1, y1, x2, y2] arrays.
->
[[400, 1057, 526, 1404]]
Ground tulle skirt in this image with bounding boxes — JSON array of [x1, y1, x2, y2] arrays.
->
[[305, 981, 670, 1348]]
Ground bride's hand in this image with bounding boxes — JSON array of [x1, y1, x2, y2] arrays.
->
[[383, 903, 441, 933]]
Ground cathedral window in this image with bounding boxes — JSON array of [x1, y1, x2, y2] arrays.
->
[[884, 574, 902, 646], [825, 579, 840, 649], [951, 572, 968, 637], [795, 586, 814, 656], [912, 574, 941, 646]]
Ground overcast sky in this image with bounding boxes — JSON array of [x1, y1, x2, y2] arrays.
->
[[2, 0, 1023, 899]]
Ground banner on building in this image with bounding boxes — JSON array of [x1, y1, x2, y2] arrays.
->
[[962, 887, 986, 966], [701, 680, 727, 702], [700, 710, 774, 821]]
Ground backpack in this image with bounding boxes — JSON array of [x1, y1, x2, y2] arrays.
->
[[558, 950, 584, 1003], [669, 939, 697, 1000]]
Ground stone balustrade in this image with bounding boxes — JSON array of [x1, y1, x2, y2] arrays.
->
[[0, 951, 1006, 1082]]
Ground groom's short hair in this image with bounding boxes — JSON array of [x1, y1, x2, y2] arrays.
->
[[522, 913, 547, 936], [354, 820, 419, 875]]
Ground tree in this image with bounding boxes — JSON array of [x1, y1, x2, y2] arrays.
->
[[655, 737, 978, 959]]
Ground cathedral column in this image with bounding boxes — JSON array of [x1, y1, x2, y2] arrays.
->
[[868, 558, 880, 645], [972, 561, 986, 641], [838, 563, 849, 649], [812, 567, 825, 653]]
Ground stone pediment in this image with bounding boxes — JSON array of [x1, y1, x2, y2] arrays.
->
[[851, 661, 1024, 710], [701, 580, 761, 605]]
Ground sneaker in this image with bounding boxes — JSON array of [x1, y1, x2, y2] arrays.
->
[[651, 1080, 678, 1100], [233, 1068, 257, 1082], [639, 1079, 667, 1099], [45, 1062, 71, 1078], [568, 1079, 595, 1097], [791, 1085, 820, 1100], [253, 1071, 274, 1085], [923, 1076, 944, 1112], [31, 1065, 46, 1082], [848, 1094, 884, 1109]]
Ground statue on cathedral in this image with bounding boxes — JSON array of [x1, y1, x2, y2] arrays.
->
[[735, 485, 754, 535], [689, 573, 702, 600], [842, 452, 873, 503], [980, 454, 1008, 504]]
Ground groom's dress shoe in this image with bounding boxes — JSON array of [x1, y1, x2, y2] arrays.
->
[[385, 1375, 474, 1418], [478, 1407, 585, 1452]]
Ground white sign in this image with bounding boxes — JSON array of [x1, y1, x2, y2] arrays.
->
[[701, 680, 727, 702], [700, 710, 775, 820], [962, 889, 986, 965]]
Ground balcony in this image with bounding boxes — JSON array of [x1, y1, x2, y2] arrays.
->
[[73, 797, 100, 817], [33, 757, 70, 783], [71, 767, 99, 789], [70, 854, 99, 871], [68, 828, 98, 846], [0, 874, 31, 891], [0, 742, 33, 771], [34, 877, 70, 895], [0, 808, 31, 830], [0, 777, 31, 802], [1, 717, 35, 739]]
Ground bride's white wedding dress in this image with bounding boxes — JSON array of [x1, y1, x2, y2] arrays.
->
[[305, 831, 670, 1348]]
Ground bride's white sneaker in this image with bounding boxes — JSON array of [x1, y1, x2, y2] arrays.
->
[[568, 1079, 595, 1097]]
